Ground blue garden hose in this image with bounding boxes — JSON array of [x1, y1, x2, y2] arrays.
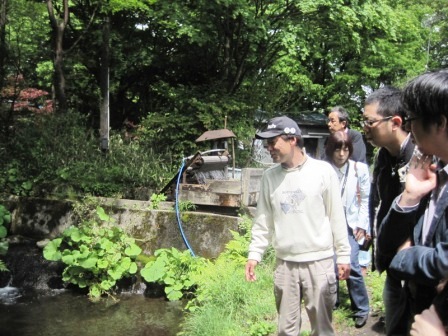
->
[[175, 158, 196, 257]]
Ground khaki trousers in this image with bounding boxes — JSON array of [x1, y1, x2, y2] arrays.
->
[[274, 257, 337, 336]]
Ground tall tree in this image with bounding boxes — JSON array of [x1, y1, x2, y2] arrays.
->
[[426, 6, 448, 69], [46, 0, 69, 113], [4, 0, 443, 159], [99, 14, 110, 151], [0, 0, 7, 89]]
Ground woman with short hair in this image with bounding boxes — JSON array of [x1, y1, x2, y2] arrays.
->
[[325, 130, 371, 328]]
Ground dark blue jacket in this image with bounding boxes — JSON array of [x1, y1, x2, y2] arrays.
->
[[378, 183, 448, 312]]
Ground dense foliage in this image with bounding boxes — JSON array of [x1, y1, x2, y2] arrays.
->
[[1, 0, 447, 197], [0, 111, 176, 198]]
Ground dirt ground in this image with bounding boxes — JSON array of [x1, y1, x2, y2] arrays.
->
[[301, 307, 386, 335], [336, 313, 386, 336]]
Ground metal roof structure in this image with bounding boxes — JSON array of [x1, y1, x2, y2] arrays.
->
[[195, 129, 236, 142]]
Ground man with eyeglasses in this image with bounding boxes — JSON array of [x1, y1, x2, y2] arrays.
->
[[362, 86, 415, 335], [326, 106, 367, 163], [377, 69, 448, 335], [245, 115, 351, 336]]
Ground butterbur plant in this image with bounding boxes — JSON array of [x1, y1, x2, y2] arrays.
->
[[140, 247, 209, 301], [0, 205, 11, 272], [43, 206, 142, 301]]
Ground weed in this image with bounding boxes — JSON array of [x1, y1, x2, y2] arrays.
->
[[177, 200, 197, 212], [149, 193, 167, 210]]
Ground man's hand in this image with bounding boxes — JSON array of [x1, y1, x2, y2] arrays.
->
[[400, 152, 437, 207], [410, 305, 445, 336], [337, 263, 350, 280], [245, 259, 258, 282], [354, 228, 366, 242], [397, 238, 412, 252]]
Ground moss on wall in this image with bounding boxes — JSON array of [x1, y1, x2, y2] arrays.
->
[[3, 197, 239, 259]]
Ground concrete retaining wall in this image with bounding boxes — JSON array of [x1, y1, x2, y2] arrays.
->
[[2, 196, 241, 259]]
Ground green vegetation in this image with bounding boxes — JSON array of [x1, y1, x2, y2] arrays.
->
[[140, 247, 210, 301], [36, 201, 385, 334], [177, 216, 385, 335], [1, 0, 447, 199], [0, 112, 176, 199], [43, 204, 142, 301], [148, 193, 168, 210], [177, 200, 197, 212], [178, 216, 278, 335], [365, 269, 388, 316], [180, 257, 277, 336], [0, 204, 11, 272]]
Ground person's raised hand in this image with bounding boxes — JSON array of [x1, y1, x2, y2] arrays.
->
[[400, 149, 437, 207]]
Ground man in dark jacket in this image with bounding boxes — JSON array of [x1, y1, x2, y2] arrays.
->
[[362, 86, 415, 335], [378, 69, 448, 333]]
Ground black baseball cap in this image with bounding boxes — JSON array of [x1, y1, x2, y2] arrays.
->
[[255, 116, 302, 139]]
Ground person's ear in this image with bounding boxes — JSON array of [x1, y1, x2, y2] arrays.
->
[[438, 115, 447, 131], [391, 115, 403, 129], [290, 136, 298, 145]]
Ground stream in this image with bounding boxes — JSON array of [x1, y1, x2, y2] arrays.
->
[[0, 286, 184, 336]]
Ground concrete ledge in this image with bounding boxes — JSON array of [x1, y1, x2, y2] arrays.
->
[[1, 196, 240, 259]]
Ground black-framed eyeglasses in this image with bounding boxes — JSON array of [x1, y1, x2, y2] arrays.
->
[[403, 115, 421, 124], [361, 116, 393, 127]]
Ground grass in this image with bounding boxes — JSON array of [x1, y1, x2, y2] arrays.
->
[[333, 268, 386, 331], [179, 257, 277, 336], [178, 218, 386, 336], [365, 269, 387, 315], [179, 255, 386, 336]]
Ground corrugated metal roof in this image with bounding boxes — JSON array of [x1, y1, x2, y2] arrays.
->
[[195, 129, 236, 142]]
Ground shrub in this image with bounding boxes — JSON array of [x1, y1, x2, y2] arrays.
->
[[0, 111, 176, 199], [43, 205, 142, 301]]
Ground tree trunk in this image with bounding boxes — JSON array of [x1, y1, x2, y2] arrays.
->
[[0, 0, 7, 89], [99, 16, 110, 152], [46, 0, 69, 113]]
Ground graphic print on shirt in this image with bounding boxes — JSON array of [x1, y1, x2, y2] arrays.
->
[[280, 188, 306, 214]]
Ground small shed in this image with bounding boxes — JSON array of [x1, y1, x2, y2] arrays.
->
[[294, 112, 330, 159]]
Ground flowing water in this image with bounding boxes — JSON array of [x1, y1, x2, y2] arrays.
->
[[0, 287, 183, 336]]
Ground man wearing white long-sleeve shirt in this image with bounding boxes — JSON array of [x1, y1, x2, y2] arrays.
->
[[245, 116, 351, 336]]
